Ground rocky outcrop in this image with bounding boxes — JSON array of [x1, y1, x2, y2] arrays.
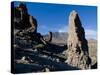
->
[[12, 3, 53, 46], [65, 10, 91, 69]]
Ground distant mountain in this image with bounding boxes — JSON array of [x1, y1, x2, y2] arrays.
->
[[88, 39, 97, 65], [44, 32, 68, 44], [44, 32, 97, 45]]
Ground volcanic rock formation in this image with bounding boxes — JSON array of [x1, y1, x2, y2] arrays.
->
[[65, 10, 91, 69]]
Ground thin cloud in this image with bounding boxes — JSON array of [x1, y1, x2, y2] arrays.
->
[[58, 26, 97, 40], [85, 29, 97, 39], [39, 24, 97, 40], [58, 26, 68, 33]]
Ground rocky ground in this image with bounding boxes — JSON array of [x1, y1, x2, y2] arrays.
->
[[13, 31, 97, 73], [14, 41, 79, 73]]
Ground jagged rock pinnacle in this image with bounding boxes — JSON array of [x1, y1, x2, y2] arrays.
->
[[65, 10, 91, 69]]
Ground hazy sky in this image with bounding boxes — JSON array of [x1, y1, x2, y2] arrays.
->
[[13, 1, 97, 39]]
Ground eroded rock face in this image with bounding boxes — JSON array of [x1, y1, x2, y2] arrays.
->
[[65, 10, 91, 69]]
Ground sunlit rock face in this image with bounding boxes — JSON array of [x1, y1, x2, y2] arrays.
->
[[65, 10, 91, 69]]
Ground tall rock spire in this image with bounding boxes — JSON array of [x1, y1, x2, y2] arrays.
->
[[65, 10, 91, 69]]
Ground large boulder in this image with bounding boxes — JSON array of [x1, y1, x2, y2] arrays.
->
[[65, 10, 91, 69]]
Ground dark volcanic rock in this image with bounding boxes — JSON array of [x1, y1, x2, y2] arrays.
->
[[65, 10, 91, 69]]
